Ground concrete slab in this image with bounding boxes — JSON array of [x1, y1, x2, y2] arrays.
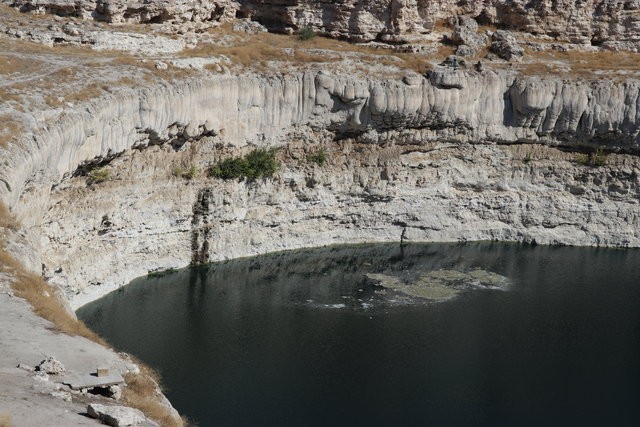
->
[[61, 372, 124, 390]]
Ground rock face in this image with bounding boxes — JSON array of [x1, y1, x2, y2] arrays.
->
[[1, 70, 640, 307], [5, 0, 237, 24], [5, 0, 640, 50]]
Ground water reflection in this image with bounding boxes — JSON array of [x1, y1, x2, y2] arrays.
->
[[78, 242, 640, 427]]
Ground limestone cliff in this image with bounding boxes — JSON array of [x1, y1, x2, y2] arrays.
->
[[1, 69, 639, 308]]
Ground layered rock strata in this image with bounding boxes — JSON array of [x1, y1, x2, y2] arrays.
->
[[6, 0, 640, 50], [1, 69, 639, 308]]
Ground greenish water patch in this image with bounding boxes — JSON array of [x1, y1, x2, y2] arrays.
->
[[366, 268, 509, 301]]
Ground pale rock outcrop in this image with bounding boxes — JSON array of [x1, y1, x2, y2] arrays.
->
[[490, 30, 524, 61], [36, 356, 66, 375], [450, 15, 487, 57], [87, 403, 153, 427]]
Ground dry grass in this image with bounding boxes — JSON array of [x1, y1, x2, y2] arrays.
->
[[0, 54, 43, 75], [0, 250, 184, 426], [187, 26, 441, 73], [0, 413, 11, 427], [0, 200, 183, 426], [0, 202, 19, 231], [520, 48, 640, 78], [0, 246, 107, 344], [0, 118, 23, 149], [122, 368, 185, 427]]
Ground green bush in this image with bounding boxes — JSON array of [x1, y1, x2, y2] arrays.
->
[[522, 152, 532, 164], [306, 149, 327, 166], [298, 27, 316, 41], [577, 148, 608, 167], [209, 148, 279, 181], [87, 167, 111, 185]]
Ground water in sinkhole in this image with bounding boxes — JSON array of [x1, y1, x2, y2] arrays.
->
[[77, 242, 640, 426]]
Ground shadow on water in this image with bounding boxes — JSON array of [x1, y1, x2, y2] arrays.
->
[[78, 242, 640, 427]]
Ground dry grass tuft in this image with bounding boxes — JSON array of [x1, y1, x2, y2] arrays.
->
[[0, 251, 107, 344], [0, 117, 23, 149], [0, 54, 43, 75], [520, 48, 640, 78], [0, 413, 12, 427], [122, 369, 185, 427], [0, 202, 19, 231]]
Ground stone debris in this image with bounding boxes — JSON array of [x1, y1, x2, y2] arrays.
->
[[86, 404, 151, 427], [62, 371, 124, 390], [108, 385, 123, 401], [36, 356, 66, 375], [490, 30, 524, 62], [16, 363, 34, 372], [450, 15, 488, 57], [31, 371, 49, 382], [49, 391, 72, 402], [232, 19, 267, 34]]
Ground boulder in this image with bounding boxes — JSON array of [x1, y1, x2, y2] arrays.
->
[[490, 30, 524, 61], [36, 356, 66, 375], [450, 15, 488, 56], [86, 404, 151, 427]]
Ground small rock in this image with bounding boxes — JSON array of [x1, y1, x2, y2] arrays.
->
[[50, 391, 72, 402], [490, 30, 524, 61], [36, 356, 66, 375], [108, 385, 122, 400], [455, 44, 477, 57], [155, 61, 168, 70], [450, 15, 488, 52], [62, 23, 81, 37], [17, 363, 34, 372], [31, 371, 49, 382], [87, 403, 147, 427]]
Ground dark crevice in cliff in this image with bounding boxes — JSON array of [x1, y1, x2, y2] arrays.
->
[[191, 188, 213, 266]]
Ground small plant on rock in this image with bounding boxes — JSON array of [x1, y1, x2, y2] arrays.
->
[[306, 148, 327, 166], [87, 167, 111, 185], [209, 148, 280, 181], [522, 152, 532, 164], [298, 27, 316, 41], [172, 165, 197, 180], [576, 148, 608, 167]]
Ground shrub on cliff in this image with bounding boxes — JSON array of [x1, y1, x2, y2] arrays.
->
[[87, 167, 112, 185], [172, 165, 197, 180], [306, 148, 327, 166], [576, 148, 608, 167], [209, 148, 279, 181], [298, 27, 316, 41]]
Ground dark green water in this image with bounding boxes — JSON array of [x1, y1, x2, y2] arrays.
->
[[77, 242, 640, 426]]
